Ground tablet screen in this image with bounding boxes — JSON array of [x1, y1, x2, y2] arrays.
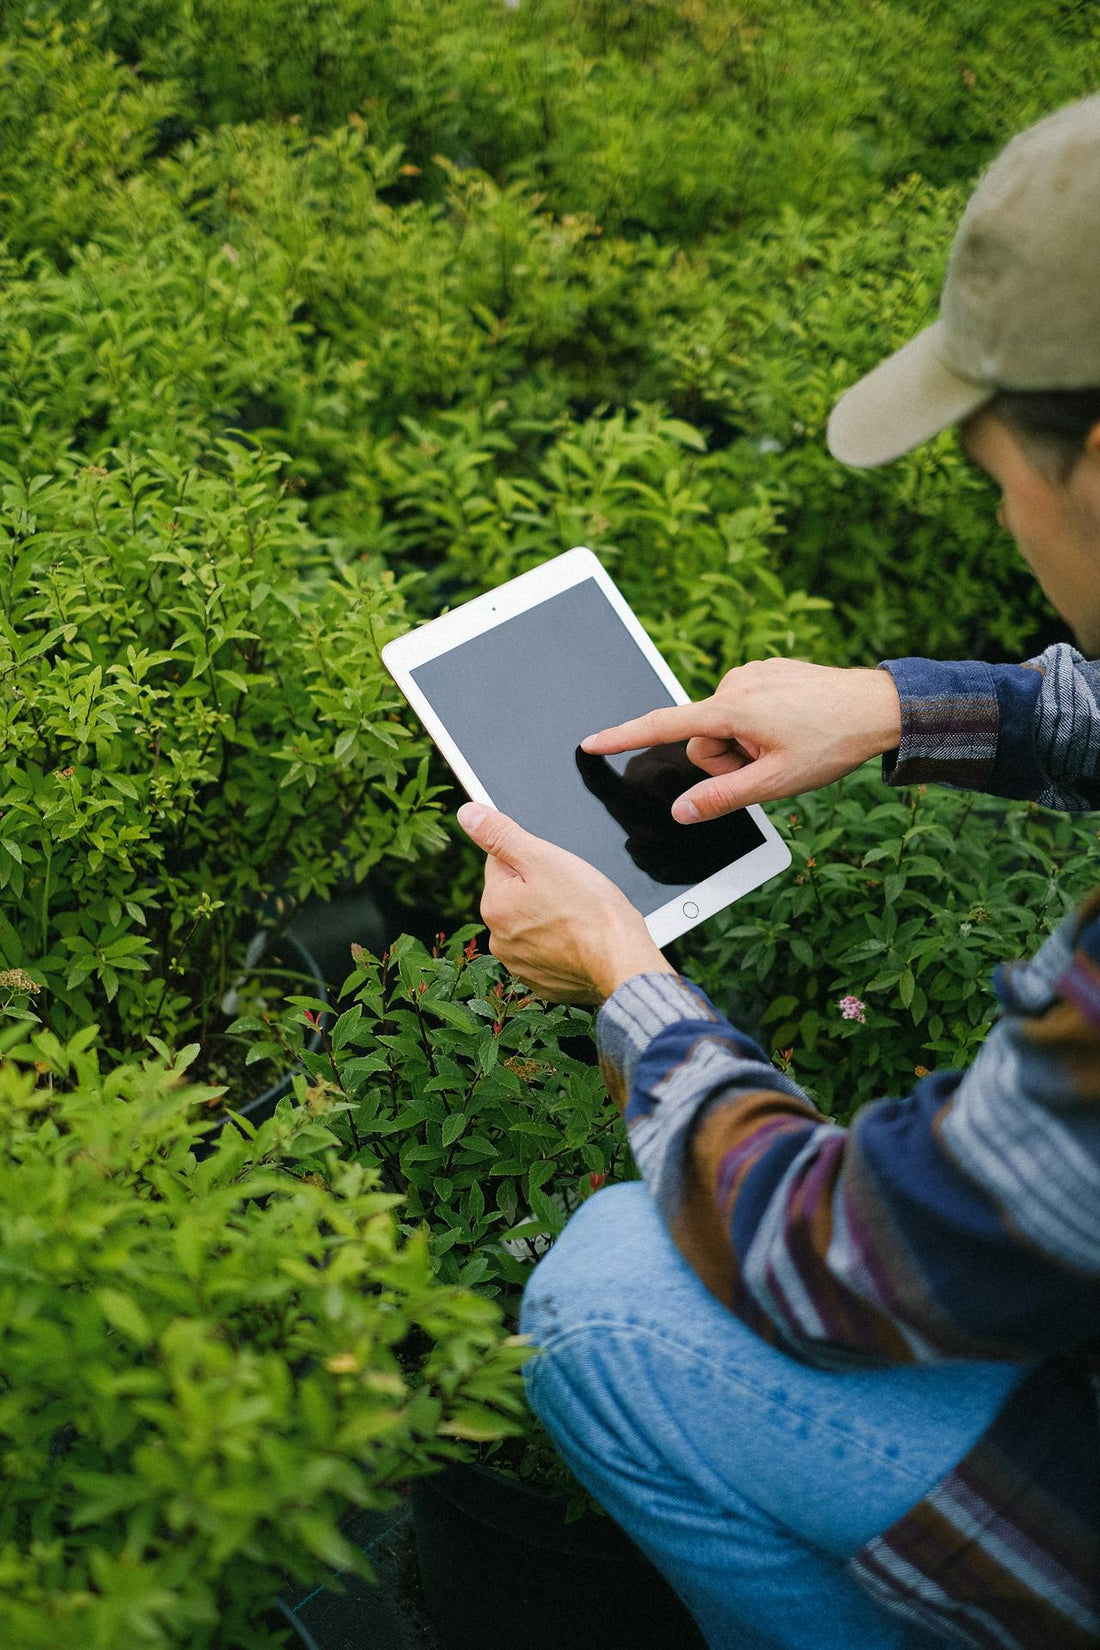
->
[[410, 577, 765, 915]]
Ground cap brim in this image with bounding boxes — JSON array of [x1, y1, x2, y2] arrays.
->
[[826, 322, 992, 468]]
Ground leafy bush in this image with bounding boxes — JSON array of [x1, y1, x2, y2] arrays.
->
[[0, 16, 178, 262], [0, 446, 442, 1060], [262, 927, 631, 1504], [355, 402, 832, 663], [637, 179, 1056, 664], [13, 1, 1098, 238], [2, 0, 1097, 1555], [0, 16, 1069, 689], [262, 929, 624, 1298], [0, 1025, 527, 1649], [682, 764, 1100, 1123]]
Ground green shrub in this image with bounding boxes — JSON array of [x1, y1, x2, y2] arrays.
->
[[0, 1025, 527, 1649], [264, 927, 631, 1504], [0, 16, 179, 262], [354, 401, 832, 669], [264, 929, 624, 1298], [0, 446, 442, 1058], [14, 1, 1097, 238], [638, 179, 1055, 663], [680, 766, 1100, 1123], [0, 18, 1065, 676]]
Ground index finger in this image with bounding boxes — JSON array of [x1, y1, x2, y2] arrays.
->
[[580, 700, 722, 756]]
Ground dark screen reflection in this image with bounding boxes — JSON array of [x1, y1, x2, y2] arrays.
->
[[575, 741, 765, 885]]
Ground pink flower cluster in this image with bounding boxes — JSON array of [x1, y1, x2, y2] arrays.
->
[[838, 994, 867, 1024]]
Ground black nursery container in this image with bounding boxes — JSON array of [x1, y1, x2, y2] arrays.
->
[[224, 930, 328, 1125], [411, 1464, 706, 1650]]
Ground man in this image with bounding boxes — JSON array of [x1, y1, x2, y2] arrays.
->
[[457, 98, 1100, 1649]]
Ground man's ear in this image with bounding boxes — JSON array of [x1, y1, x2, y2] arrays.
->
[[1083, 421, 1100, 459]]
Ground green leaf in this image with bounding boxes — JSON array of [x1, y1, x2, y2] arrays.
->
[[423, 996, 480, 1034], [439, 1404, 514, 1442], [96, 1289, 152, 1348], [883, 873, 906, 905], [105, 773, 140, 802], [762, 995, 799, 1022], [477, 1031, 499, 1076], [441, 1112, 468, 1148], [330, 1004, 364, 1052], [658, 418, 707, 451], [244, 1040, 284, 1064], [295, 1513, 369, 1573]]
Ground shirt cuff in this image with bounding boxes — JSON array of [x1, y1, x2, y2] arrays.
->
[[596, 972, 722, 1098], [877, 657, 1000, 790]]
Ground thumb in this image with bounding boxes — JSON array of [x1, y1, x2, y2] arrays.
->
[[672, 757, 786, 823], [456, 802, 533, 870]]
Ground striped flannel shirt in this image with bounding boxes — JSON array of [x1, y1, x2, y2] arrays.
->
[[596, 641, 1100, 1650]]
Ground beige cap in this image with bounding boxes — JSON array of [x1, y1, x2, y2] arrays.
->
[[827, 96, 1100, 468]]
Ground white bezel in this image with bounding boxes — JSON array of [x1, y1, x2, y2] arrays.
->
[[382, 547, 791, 948]]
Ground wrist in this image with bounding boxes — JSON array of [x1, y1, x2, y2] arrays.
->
[[863, 666, 903, 755], [593, 932, 677, 1003]]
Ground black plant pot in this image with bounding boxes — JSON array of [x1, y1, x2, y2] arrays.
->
[[411, 1464, 706, 1650], [235, 930, 328, 1125], [201, 931, 328, 1140], [285, 883, 389, 993]]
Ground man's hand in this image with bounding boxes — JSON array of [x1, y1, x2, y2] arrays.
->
[[581, 658, 903, 824], [456, 803, 675, 1005]]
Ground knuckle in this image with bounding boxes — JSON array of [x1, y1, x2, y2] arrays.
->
[[700, 783, 735, 817], [479, 823, 507, 855]]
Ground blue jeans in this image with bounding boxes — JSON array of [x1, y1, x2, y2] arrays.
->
[[519, 1183, 1029, 1650]]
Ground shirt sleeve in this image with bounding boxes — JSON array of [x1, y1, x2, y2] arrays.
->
[[878, 643, 1100, 811], [597, 890, 1100, 1368]]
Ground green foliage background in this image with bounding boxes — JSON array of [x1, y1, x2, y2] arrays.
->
[[2, 2, 1099, 1119]]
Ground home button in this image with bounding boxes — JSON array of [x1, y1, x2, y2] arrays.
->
[[682, 901, 699, 919]]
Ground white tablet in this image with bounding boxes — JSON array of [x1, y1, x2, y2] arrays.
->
[[382, 547, 790, 947]]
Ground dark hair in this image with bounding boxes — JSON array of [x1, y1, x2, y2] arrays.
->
[[987, 386, 1100, 478]]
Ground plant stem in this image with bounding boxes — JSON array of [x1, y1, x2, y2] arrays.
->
[[316, 1015, 364, 1153], [411, 989, 438, 1079]]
